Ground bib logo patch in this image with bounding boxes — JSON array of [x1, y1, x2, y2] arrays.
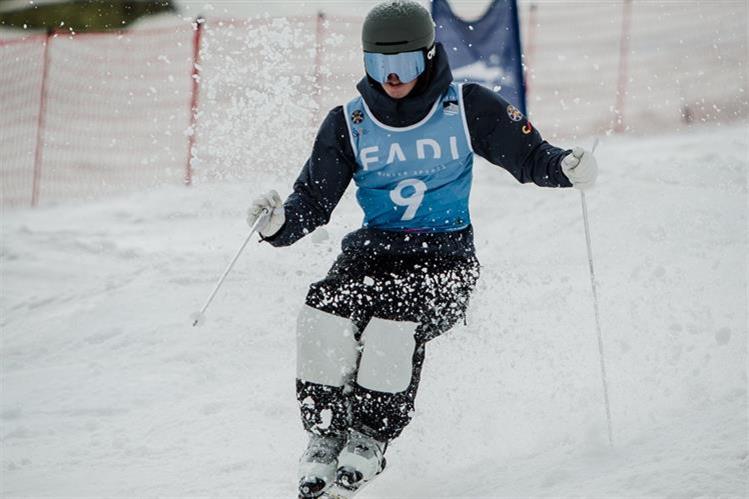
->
[[507, 104, 523, 122], [352, 109, 365, 124]]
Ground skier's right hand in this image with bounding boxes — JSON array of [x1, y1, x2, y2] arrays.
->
[[247, 190, 285, 238], [562, 147, 598, 190]]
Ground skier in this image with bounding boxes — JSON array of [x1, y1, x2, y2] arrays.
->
[[246, 1, 598, 497]]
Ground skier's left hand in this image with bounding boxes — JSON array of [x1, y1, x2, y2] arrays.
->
[[562, 147, 598, 190]]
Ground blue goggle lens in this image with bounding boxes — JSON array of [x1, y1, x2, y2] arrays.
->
[[363, 50, 426, 84]]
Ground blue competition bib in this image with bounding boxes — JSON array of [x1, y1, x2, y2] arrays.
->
[[343, 83, 474, 232]]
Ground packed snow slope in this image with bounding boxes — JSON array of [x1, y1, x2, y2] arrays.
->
[[1, 123, 747, 498]]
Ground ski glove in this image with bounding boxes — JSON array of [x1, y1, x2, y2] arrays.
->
[[247, 190, 285, 238], [561, 147, 598, 190]]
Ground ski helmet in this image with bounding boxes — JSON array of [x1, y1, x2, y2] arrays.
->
[[362, 0, 435, 55]]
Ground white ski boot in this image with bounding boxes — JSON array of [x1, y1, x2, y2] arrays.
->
[[298, 433, 346, 498], [334, 429, 386, 491]]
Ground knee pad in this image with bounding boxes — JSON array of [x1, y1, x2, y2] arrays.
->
[[296, 305, 359, 387], [357, 317, 418, 394]]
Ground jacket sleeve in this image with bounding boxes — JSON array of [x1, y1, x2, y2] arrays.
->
[[462, 83, 572, 188], [264, 106, 356, 247]]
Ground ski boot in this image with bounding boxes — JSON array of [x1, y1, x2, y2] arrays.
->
[[298, 433, 346, 498], [334, 429, 387, 492]]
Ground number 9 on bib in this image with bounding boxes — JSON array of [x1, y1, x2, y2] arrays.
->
[[389, 178, 427, 221]]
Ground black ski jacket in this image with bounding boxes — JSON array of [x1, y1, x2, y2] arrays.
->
[[265, 43, 572, 257]]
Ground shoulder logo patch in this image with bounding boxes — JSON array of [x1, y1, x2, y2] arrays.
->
[[443, 100, 459, 116], [506, 104, 523, 122], [351, 109, 365, 124]]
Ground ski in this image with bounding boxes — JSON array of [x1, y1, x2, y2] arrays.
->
[[320, 465, 385, 499], [322, 481, 370, 499]]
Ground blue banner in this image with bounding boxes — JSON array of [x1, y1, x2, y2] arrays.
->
[[432, 0, 527, 114]]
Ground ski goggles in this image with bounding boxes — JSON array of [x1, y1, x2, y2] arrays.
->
[[363, 49, 426, 84]]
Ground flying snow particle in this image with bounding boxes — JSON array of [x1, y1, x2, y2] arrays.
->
[[318, 409, 333, 430]]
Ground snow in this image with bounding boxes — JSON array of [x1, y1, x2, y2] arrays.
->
[[1, 122, 747, 497]]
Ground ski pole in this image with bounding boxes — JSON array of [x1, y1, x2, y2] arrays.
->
[[579, 138, 613, 446], [191, 209, 270, 327]]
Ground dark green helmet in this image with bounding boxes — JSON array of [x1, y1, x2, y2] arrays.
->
[[362, 0, 435, 54]]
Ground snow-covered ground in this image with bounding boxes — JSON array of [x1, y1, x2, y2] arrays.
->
[[1, 123, 747, 497]]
